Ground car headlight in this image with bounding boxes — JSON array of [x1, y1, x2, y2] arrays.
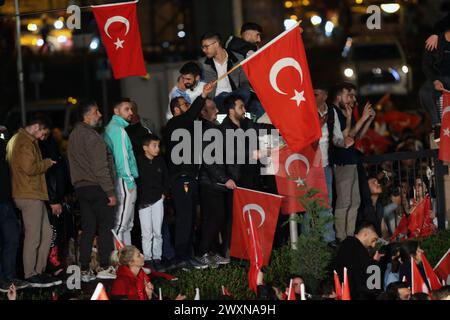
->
[[344, 68, 354, 78], [401, 65, 409, 74]]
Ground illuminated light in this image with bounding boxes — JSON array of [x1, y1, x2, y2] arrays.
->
[[355, 0, 363, 4], [344, 68, 354, 78], [290, 15, 298, 21], [54, 20, 64, 30], [284, 1, 293, 9], [177, 31, 186, 38], [302, 0, 310, 6], [389, 68, 400, 81], [402, 65, 409, 74], [89, 38, 99, 50], [310, 15, 322, 26], [325, 21, 334, 37], [283, 19, 297, 30], [27, 23, 38, 32], [381, 3, 401, 14], [31, 38, 37, 46], [57, 35, 67, 43], [37, 39, 44, 46]]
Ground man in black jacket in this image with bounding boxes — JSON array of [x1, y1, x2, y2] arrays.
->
[[226, 22, 262, 58], [0, 135, 25, 291], [197, 99, 236, 266], [164, 81, 215, 270], [419, 25, 450, 136], [39, 129, 71, 276], [334, 223, 385, 300]]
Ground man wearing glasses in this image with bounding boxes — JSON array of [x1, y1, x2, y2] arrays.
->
[[200, 32, 251, 114]]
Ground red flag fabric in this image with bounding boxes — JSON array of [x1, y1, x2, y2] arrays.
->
[[408, 196, 435, 238], [380, 110, 421, 133], [230, 187, 282, 267], [111, 229, 125, 250], [390, 214, 409, 242], [421, 252, 442, 291], [411, 258, 429, 295], [287, 279, 296, 300], [439, 92, 450, 163], [342, 267, 351, 301], [222, 286, 232, 297], [92, 1, 146, 79], [356, 128, 391, 155], [434, 249, 450, 285], [272, 144, 328, 214], [91, 282, 109, 300], [241, 25, 321, 152], [333, 270, 342, 300]]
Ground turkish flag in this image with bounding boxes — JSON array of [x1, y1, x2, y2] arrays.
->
[[439, 92, 450, 163], [91, 283, 109, 300], [230, 187, 282, 267], [408, 196, 435, 239], [434, 249, 450, 285], [421, 252, 442, 291], [380, 110, 421, 133], [333, 270, 342, 300], [92, 1, 147, 79], [411, 258, 429, 295], [272, 144, 328, 214], [390, 214, 409, 242], [241, 26, 321, 152], [342, 267, 351, 301]]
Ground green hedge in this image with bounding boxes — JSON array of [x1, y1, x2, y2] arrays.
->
[[2, 229, 449, 300]]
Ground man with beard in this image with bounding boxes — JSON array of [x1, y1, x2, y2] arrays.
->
[[330, 83, 375, 242], [68, 101, 117, 282], [167, 62, 206, 120], [104, 99, 139, 248]]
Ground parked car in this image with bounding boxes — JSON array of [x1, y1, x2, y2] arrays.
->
[[341, 36, 412, 96]]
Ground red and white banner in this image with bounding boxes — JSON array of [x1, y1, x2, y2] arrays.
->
[[421, 252, 442, 291], [92, 1, 147, 79], [434, 249, 450, 285], [439, 92, 450, 163], [241, 25, 321, 152], [411, 258, 429, 295], [272, 144, 328, 214], [230, 187, 282, 267]]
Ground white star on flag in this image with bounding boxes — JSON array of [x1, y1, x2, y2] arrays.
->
[[291, 90, 306, 107], [295, 177, 305, 187], [114, 38, 124, 49], [444, 128, 450, 137]]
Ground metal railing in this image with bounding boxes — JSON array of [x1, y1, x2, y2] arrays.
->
[[363, 149, 448, 231]]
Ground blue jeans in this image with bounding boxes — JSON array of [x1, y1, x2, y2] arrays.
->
[[0, 202, 20, 280], [302, 166, 336, 242], [161, 220, 175, 261]]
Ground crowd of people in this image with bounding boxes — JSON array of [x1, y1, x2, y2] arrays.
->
[[0, 18, 449, 301]]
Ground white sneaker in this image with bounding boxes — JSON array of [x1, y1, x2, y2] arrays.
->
[[96, 266, 116, 280], [81, 269, 96, 283]]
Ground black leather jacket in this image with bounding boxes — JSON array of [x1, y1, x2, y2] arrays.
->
[[198, 118, 230, 191], [422, 33, 448, 82]]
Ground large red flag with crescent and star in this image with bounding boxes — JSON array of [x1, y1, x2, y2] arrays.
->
[[241, 25, 321, 152], [230, 187, 282, 267], [92, 0, 147, 79], [272, 144, 328, 214], [439, 92, 450, 163]]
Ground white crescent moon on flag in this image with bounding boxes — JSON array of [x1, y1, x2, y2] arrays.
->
[[104, 16, 130, 39], [269, 57, 303, 95], [442, 106, 450, 118], [285, 153, 310, 176], [243, 204, 266, 228]]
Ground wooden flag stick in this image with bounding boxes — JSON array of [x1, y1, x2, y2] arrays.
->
[[217, 62, 242, 82]]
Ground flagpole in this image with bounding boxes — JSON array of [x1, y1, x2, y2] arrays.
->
[[216, 20, 302, 83], [216, 183, 284, 198], [15, 0, 27, 126]]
